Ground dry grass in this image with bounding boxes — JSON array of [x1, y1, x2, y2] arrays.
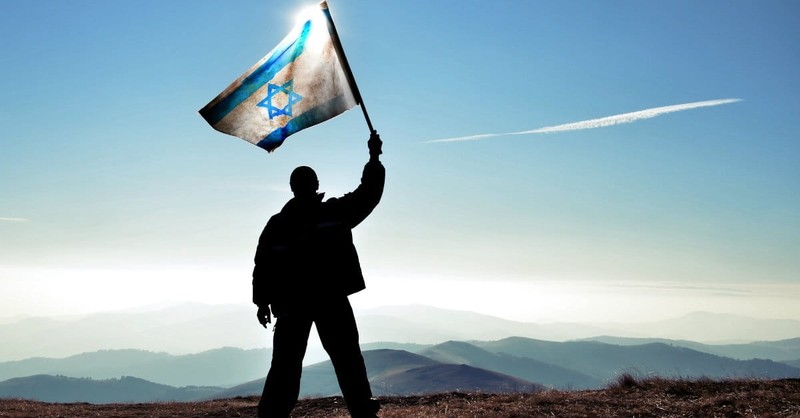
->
[[1, 377, 799, 417]]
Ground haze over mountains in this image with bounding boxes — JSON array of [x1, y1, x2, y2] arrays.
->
[[2, 303, 799, 361], [358, 305, 800, 344]]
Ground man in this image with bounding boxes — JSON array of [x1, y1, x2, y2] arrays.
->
[[253, 131, 384, 418]]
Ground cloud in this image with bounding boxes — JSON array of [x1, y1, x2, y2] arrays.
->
[[427, 98, 742, 143], [0, 217, 29, 223]]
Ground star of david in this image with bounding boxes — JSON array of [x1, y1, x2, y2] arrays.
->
[[257, 79, 303, 119]]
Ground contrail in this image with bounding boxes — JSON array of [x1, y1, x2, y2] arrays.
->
[[427, 98, 742, 143], [0, 217, 29, 223]]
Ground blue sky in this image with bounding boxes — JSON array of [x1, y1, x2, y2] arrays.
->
[[1, 1, 799, 323]]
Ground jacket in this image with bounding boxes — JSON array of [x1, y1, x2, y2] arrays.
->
[[252, 160, 385, 314]]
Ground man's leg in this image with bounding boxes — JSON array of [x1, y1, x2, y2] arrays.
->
[[258, 313, 313, 418], [316, 298, 379, 418]]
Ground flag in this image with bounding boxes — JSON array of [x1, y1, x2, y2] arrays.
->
[[199, 2, 358, 152]]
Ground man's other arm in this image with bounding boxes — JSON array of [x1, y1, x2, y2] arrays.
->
[[253, 217, 282, 327]]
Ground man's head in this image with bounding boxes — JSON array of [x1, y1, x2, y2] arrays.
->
[[290, 166, 319, 197]]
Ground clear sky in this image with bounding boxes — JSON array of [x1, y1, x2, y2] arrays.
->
[[1, 1, 799, 324]]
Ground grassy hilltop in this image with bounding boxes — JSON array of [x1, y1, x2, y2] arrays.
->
[[1, 377, 798, 417]]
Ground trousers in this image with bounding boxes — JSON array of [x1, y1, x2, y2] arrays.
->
[[258, 297, 378, 418]]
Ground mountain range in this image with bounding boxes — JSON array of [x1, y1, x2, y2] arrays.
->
[[2, 304, 798, 404], [580, 336, 800, 362], [2, 336, 799, 403], [2, 337, 799, 390], [472, 337, 799, 382], [0, 375, 220, 403], [0, 347, 270, 387], [0, 348, 543, 403]]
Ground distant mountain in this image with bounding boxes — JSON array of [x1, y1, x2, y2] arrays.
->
[[420, 341, 601, 390], [372, 363, 542, 396], [715, 338, 800, 361], [304, 349, 446, 397], [357, 306, 800, 344], [205, 377, 262, 399], [360, 341, 431, 353], [582, 336, 800, 362], [624, 312, 800, 343], [474, 337, 800, 382], [356, 305, 614, 343], [210, 349, 540, 399], [579, 336, 715, 352], [0, 347, 270, 387], [211, 349, 445, 399], [0, 375, 220, 403], [0, 303, 265, 361]]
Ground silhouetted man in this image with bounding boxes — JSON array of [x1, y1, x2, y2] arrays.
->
[[253, 131, 384, 418]]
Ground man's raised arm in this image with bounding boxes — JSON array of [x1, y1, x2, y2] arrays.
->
[[331, 131, 385, 228]]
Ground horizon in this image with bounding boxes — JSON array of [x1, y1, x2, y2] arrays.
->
[[2, 0, 799, 355], [3, 269, 800, 324], [5, 299, 800, 323], [2, 301, 799, 343]]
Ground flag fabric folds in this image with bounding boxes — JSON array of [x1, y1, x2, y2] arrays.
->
[[199, 2, 358, 152]]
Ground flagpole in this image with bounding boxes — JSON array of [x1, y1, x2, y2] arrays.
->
[[320, 1, 375, 134]]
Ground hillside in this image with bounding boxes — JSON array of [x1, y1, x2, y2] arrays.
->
[[213, 349, 539, 399], [1, 378, 798, 417], [0, 347, 270, 387], [420, 341, 601, 389], [370, 363, 542, 396], [0, 375, 220, 403], [474, 337, 800, 381], [583, 336, 800, 361]]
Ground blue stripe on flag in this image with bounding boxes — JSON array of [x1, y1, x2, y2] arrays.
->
[[201, 20, 313, 126], [257, 94, 352, 152]]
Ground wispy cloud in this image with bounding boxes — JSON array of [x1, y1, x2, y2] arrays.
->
[[0, 217, 29, 223], [427, 98, 742, 143]]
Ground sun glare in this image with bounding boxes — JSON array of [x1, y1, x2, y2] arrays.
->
[[294, 5, 322, 27]]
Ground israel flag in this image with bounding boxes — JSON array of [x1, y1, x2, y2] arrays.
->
[[200, 2, 358, 152]]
